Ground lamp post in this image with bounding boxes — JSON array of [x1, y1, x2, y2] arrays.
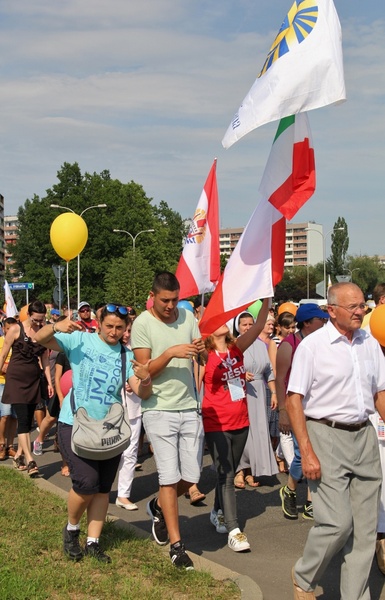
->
[[305, 226, 344, 298], [113, 228, 154, 308], [50, 203, 107, 310], [344, 267, 360, 282]]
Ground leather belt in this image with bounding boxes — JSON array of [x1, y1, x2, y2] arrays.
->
[[306, 417, 368, 432]]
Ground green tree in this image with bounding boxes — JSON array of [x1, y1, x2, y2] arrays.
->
[[103, 249, 153, 309], [10, 163, 185, 307], [220, 254, 228, 273], [328, 217, 349, 277], [344, 255, 385, 297], [275, 264, 325, 302]]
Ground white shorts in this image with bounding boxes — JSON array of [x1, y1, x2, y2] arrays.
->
[[143, 409, 204, 486]]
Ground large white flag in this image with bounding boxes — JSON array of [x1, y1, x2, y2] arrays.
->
[[4, 280, 18, 318], [222, 0, 345, 148], [200, 113, 315, 336]]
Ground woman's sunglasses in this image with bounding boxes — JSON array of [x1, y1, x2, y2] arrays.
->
[[105, 304, 128, 316]]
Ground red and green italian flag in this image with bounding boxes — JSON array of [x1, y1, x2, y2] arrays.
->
[[200, 113, 315, 336]]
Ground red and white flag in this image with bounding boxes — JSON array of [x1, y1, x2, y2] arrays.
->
[[222, 0, 345, 148], [4, 280, 18, 318], [200, 113, 315, 336], [176, 160, 220, 299]]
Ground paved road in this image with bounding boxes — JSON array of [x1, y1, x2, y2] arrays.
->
[[20, 433, 385, 599]]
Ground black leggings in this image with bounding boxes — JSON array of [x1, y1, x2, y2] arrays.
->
[[13, 404, 36, 434], [58, 423, 122, 495], [205, 427, 249, 532]]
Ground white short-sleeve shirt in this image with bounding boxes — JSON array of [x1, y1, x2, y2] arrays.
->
[[288, 320, 385, 423]]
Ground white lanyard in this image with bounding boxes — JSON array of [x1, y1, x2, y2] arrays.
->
[[215, 349, 245, 402]]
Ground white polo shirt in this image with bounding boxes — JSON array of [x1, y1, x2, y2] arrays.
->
[[288, 320, 385, 423]]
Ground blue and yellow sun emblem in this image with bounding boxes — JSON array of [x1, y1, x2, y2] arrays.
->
[[258, 0, 318, 78]]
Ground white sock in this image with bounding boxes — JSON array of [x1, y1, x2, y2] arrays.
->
[[67, 522, 80, 531], [87, 537, 99, 545]]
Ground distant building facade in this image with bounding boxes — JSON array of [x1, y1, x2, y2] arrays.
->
[[220, 222, 323, 267], [4, 215, 19, 280], [0, 196, 4, 278]]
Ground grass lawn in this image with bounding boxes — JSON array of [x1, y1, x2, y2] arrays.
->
[[0, 467, 240, 600]]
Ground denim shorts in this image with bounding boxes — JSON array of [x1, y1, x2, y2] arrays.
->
[[143, 409, 204, 486], [0, 384, 17, 419]]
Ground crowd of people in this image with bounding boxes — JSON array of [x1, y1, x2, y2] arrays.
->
[[1, 278, 385, 599]]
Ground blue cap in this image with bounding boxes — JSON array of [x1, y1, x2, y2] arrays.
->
[[50, 309, 60, 316], [296, 304, 329, 323]]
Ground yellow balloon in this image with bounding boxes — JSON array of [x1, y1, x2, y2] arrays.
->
[[50, 213, 88, 261]]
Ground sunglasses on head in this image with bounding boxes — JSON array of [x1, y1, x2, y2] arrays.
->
[[105, 304, 128, 316]]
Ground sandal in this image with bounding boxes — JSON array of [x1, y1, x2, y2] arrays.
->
[[188, 489, 206, 505], [245, 475, 260, 488], [13, 455, 27, 471], [7, 446, 17, 458], [234, 472, 246, 489], [27, 460, 39, 477], [276, 456, 288, 473]]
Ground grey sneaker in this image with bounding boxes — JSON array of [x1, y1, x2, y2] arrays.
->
[[280, 485, 298, 519], [303, 501, 313, 520], [33, 440, 43, 456], [146, 497, 169, 545], [63, 526, 83, 561], [210, 509, 227, 534]]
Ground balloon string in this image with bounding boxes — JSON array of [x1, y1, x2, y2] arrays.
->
[[66, 262, 70, 318]]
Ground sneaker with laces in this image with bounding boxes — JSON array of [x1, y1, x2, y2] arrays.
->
[[303, 501, 313, 520], [33, 440, 43, 456], [280, 485, 298, 519], [210, 509, 227, 534], [228, 529, 251, 552], [63, 526, 83, 561], [146, 497, 169, 545], [169, 542, 194, 570], [84, 542, 111, 563]]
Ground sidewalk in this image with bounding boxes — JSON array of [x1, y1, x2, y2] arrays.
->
[[17, 432, 385, 599]]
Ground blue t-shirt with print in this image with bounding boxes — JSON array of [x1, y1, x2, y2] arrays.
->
[[56, 331, 134, 426]]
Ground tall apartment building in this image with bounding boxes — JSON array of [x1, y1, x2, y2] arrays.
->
[[219, 222, 323, 266], [0, 195, 4, 278], [4, 215, 19, 280], [285, 222, 323, 267], [219, 227, 244, 257]]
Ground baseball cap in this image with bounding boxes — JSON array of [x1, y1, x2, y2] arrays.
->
[[78, 301, 91, 311], [295, 304, 329, 323], [50, 309, 60, 316]]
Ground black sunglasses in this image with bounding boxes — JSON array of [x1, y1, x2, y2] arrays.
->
[[105, 304, 128, 316]]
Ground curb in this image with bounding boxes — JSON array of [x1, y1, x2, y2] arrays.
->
[[34, 475, 263, 599]]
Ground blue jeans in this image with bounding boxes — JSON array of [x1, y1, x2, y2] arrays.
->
[[289, 433, 303, 482]]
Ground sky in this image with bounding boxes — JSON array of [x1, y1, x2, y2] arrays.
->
[[1, 0, 384, 257]]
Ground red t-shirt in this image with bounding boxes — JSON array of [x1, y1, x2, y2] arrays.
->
[[202, 345, 249, 433]]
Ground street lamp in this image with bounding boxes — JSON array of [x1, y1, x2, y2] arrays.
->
[[50, 203, 107, 309], [344, 267, 360, 282], [305, 226, 344, 298], [113, 228, 154, 308]]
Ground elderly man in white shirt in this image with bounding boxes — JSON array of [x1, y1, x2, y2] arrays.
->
[[286, 282, 385, 600]]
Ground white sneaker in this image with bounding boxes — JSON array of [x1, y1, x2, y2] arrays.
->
[[33, 440, 43, 456], [210, 509, 227, 534], [228, 529, 251, 552]]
